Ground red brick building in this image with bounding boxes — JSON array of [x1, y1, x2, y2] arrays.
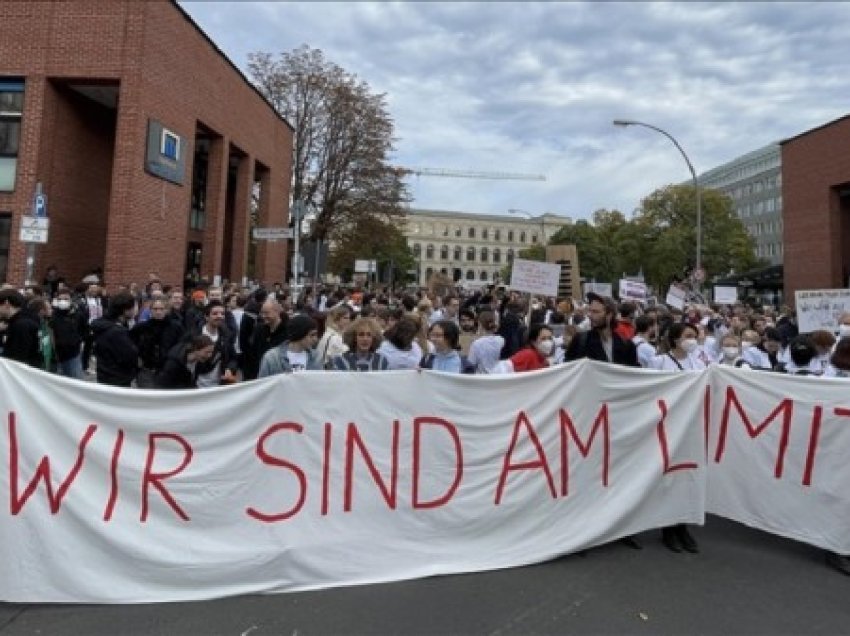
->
[[0, 0, 292, 289], [782, 114, 850, 300]]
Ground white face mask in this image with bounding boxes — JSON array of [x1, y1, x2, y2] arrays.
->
[[839, 324, 850, 339], [536, 340, 554, 356], [53, 299, 71, 310], [722, 347, 739, 359], [680, 338, 699, 354]]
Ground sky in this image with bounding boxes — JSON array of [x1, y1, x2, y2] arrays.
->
[[180, 1, 850, 222]]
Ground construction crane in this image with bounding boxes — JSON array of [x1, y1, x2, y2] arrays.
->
[[397, 167, 546, 181]]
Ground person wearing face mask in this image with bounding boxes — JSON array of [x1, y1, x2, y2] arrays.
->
[[835, 312, 850, 343], [509, 323, 554, 372], [717, 334, 750, 368], [740, 329, 771, 369], [649, 322, 705, 555], [48, 288, 88, 379]]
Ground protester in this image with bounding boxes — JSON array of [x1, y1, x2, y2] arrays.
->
[[258, 314, 321, 377], [565, 293, 638, 367], [421, 320, 464, 373], [91, 291, 139, 387], [49, 287, 88, 379], [315, 304, 351, 368], [467, 310, 504, 374], [330, 317, 388, 371], [155, 335, 216, 389], [509, 323, 554, 372], [377, 317, 423, 370]]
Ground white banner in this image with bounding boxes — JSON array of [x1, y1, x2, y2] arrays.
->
[[618, 279, 647, 301], [713, 285, 738, 305], [509, 258, 561, 297], [665, 285, 687, 310], [0, 359, 848, 603], [795, 288, 850, 334]]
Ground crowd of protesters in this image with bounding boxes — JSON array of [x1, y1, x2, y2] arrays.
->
[[1, 266, 849, 574]]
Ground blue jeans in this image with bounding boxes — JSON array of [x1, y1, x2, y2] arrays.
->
[[56, 354, 84, 380]]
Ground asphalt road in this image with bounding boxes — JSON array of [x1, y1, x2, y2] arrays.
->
[[0, 515, 847, 636]]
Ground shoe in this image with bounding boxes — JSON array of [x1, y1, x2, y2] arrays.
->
[[826, 552, 850, 576], [620, 535, 642, 550], [676, 525, 699, 554], [661, 527, 682, 553]]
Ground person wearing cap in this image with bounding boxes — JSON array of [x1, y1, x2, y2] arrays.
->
[[258, 314, 321, 377]]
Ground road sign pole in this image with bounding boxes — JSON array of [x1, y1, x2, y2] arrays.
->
[[24, 182, 44, 286]]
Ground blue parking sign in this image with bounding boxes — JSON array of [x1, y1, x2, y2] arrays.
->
[[33, 193, 48, 218]]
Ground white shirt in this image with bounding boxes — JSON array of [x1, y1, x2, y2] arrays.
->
[[377, 340, 423, 370], [649, 353, 707, 372], [468, 334, 505, 374], [741, 345, 771, 369], [286, 349, 309, 372], [196, 326, 222, 387], [632, 336, 656, 368]]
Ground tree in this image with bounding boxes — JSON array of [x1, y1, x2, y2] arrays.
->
[[328, 216, 415, 286], [247, 46, 409, 243]]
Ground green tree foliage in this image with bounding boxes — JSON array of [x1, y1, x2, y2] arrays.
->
[[248, 46, 409, 243], [328, 216, 415, 285], [549, 185, 762, 293]]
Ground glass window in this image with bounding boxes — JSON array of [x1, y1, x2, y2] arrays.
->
[[493, 248, 501, 263], [508, 230, 514, 242], [466, 247, 475, 262], [480, 247, 488, 262], [466, 269, 475, 281], [0, 213, 10, 283], [507, 248, 514, 263], [480, 270, 488, 281], [440, 245, 448, 260], [482, 228, 488, 240], [0, 79, 25, 192], [426, 244, 434, 259], [455, 226, 461, 238], [426, 267, 433, 279], [453, 246, 462, 260], [520, 231, 526, 243], [495, 229, 501, 241], [413, 243, 421, 257], [468, 227, 475, 239]]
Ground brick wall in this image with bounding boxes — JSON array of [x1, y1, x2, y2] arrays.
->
[[782, 115, 850, 303], [0, 0, 292, 289]]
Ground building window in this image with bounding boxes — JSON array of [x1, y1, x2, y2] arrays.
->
[[480, 270, 488, 281], [161, 129, 181, 161], [466, 247, 475, 262], [508, 230, 514, 242], [454, 246, 462, 260], [468, 227, 475, 239], [413, 243, 421, 257], [480, 247, 488, 262], [455, 226, 461, 238], [482, 228, 489, 240], [507, 248, 514, 263], [520, 231, 526, 243], [440, 245, 449, 260], [0, 80, 25, 192], [440, 267, 448, 275], [466, 269, 475, 281], [493, 248, 501, 263], [495, 229, 501, 241], [0, 213, 10, 282], [531, 233, 538, 244], [426, 267, 434, 279], [426, 244, 434, 259]]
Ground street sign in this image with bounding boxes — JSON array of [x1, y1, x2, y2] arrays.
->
[[253, 227, 293, 240], [33, 193, 48, 218], [19, 216, 49, 243]]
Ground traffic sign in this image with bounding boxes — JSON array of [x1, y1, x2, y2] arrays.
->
[[20, 216, 49, 243], [253, 227, 293, 240], [33, 193, 48, 218]]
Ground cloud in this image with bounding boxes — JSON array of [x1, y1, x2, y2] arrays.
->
[[180, 1, 850, 220]]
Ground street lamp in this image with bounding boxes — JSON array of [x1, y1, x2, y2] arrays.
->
[[612, 119, 702, 288]]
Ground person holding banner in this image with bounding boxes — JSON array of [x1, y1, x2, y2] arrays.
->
[[565, 293, 638, 367], [508, 323, 554, 372], [649, 322, 704, 554]]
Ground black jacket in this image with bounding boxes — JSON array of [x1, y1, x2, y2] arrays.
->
[[565, 329, 639, 367], [190, 324, 239, 380], [2, 310, 42, 368], [155, 342, 199, 389], [49, 306, 88, 362], [92, 318, 138, 387], [243, 319, 289, 381], [130, 317, 185, 371], [497, 311, 527, 360]]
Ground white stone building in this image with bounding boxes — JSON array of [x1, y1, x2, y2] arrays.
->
[[405, 208, 573, 287]]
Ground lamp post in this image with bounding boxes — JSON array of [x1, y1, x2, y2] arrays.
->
[[612, 119, 702, 289]]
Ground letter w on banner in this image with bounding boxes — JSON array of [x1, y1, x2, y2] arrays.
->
[[0, 359, 705, 603]]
